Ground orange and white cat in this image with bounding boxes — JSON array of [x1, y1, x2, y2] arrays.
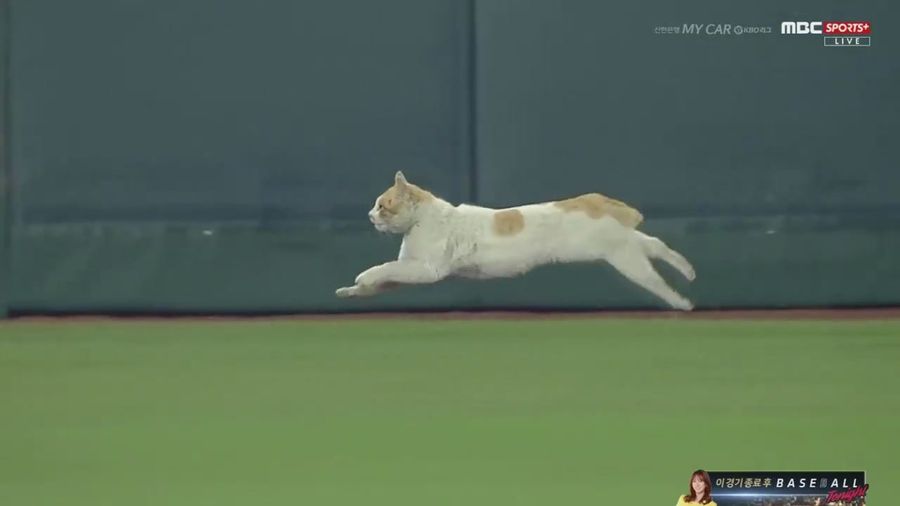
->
[[336, 171, 696, 310]]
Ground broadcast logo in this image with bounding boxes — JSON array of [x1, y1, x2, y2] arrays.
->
[[780, 20, 872, 47], [693, 471, 869, 505]]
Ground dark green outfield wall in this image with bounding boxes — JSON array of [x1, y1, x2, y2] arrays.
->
[[2, 0, 898, 314]]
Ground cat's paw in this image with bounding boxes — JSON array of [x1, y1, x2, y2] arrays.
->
[[335, 286, 359, 298], [684, 265, 696, 282], [674, 298, 694, 311]]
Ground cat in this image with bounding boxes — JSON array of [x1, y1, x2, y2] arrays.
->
[[336, 171, 696, 310]]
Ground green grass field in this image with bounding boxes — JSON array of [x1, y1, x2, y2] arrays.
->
[[1, 318, 897, 505]]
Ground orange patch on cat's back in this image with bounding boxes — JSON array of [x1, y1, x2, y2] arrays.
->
[[492, 209, 525, 236], [554, 193, 643, 228]]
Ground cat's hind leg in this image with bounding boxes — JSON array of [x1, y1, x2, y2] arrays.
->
[[606, 248, 694, 311], [635, 231, 695, 281]]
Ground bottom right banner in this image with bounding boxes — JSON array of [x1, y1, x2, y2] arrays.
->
[[706, 471, 868, 506]]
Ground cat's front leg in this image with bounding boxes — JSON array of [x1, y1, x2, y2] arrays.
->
[[335, 283, 393, 298], [335, 263, 398, 298], [336, 261, 444, 299], [354, 263, 390, 287], [335, 285, 363, 298], [356, 260, 446, 287]]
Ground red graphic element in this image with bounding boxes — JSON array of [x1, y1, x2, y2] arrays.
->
[[825, 484, 869, 503], [823, 21, 872, 34]]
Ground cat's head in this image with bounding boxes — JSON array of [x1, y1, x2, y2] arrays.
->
[[368, 171, 434, 233]]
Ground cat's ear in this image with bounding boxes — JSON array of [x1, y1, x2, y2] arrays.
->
[[394, 170, 408, 186]]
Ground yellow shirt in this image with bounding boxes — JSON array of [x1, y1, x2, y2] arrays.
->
[[676, 495, 717, 506]]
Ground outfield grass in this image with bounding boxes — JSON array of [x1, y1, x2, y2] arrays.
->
[[1, 318, 897, 505]]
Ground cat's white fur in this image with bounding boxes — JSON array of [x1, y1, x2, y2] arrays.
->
[[336, 171, 696, 310]]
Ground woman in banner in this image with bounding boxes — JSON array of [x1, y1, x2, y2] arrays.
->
[[677, 470, 717, 506]]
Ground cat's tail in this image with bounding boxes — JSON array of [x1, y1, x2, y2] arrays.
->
[[636, 232, 696, 281]]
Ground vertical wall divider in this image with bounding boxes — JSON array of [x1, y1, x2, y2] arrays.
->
[[0, 0, 11, 318], [465, 0, 478, 204]]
